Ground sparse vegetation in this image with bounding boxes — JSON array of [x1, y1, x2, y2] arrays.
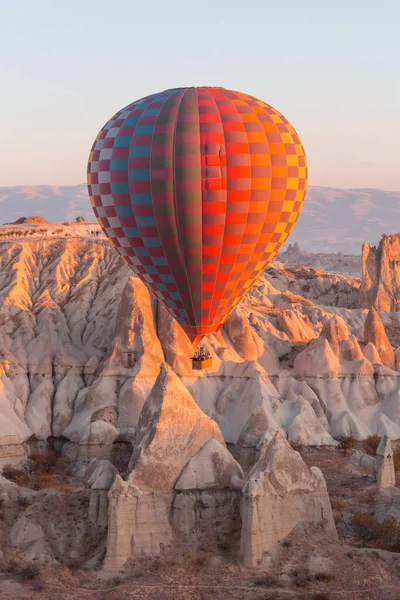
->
[[293, 569, 311, 588], [20, 564, 41, 581], [315, 572, 334, 582], [394, 445, 400, 471], [352, 511, 400, 551], [363, 435, 382, 456], [111, 443, 132, 476], [2, 450, 73, 492], [253, 574, 279, 587], [5, 561, 41, 582], [2, 464, 25, 481], [335, 434, 356, 457], [331, 498, 347, 520]]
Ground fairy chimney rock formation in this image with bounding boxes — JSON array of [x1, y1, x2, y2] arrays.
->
[[364, 308, 395, 369], [359, 234, 400, 311], [103, 366, 231, 570], [376, 435, 396, 487], [240, 431, 336, 568]]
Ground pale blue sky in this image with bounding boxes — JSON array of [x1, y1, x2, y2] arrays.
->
[[1, 0, 399, 189]]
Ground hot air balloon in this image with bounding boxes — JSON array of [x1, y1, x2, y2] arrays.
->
[[87, 87, 307, 349]]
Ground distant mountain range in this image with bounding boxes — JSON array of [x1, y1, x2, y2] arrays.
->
[[0, 184, 399, 253]]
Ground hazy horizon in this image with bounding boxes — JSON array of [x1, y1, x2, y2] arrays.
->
[[2, 182, 400, 194], [2, 1, 399, 191], [1, 184, 399, 254]]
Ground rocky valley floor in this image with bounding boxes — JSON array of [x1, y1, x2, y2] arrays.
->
[[1, 443, 400, 600]]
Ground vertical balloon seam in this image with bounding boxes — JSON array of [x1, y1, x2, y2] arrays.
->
[[240, 99, 287, 293], [204, 88, 234, 330], [199, 87, 228, 334], [265, 116, 306, 263], [222, 91, 271, 321], [209, 89, 254, 329], [148, 89, 191, 326], [235, 96, 278, 308], [152, 90, 193, 325], [217, 89, 265, 327], [242, 103, 305, 294], [124, 96, 163, 300], [160, 88, 195, 327], [167, 88, 198, 327], [217, 96, 303, 314], [193, 88, 203, 331], [177, 88, 203, 331], [171, 88, 198, 333], [201, 87, 227, 331], [115, 100, 139, 280]]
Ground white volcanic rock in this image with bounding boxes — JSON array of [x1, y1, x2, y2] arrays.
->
[[359, 234, 400, 311], [175, 439, 244, 491], [329, 410, 371, 440], [188, 374, 281, 445], [240, 432, 336, 567], [224, 307, 279, 374], [156, 301, 194, 376], [236, 405, 283, 467], [263, 264, 360, 307], [102, 476, 174, 570], [286, 398, 336, 446], [63, 377, 119, 444], [237, 405, 274, 449], [294, 315, 374, 379], [395, 347, 400, 371], [24, 374, 53, 439], [99, 275, 164, 378], [376, 435, 396, 487], [224, 308, 262, 360], [80, 458, 117, 490], [321, 314, 350, 346], [277, 310, 317, 343], [80, 459, 117, 528], [364, 308, 395, 369], [294, 338, 341, 377], [52, 370, 85, 437], [116, 376, 154, 441], [0, 379, 32, 445], [363, 342, 383, 365], [104, 366, 227, 570], [1, 233, 400, 453], [128, 365, 224, 491], [275, 376, 328, 426]]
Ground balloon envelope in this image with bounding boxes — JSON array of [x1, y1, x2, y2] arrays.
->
[[87, 87, 307, 346]]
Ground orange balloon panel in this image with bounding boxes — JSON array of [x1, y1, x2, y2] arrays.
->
[[87, 87, 307, 346]]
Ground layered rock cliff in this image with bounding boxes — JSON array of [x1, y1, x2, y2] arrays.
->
[[359, 233, 400, 311], [0, 230, 400, 457]]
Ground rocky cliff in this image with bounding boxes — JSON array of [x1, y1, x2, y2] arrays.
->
[[359, 233, 400, 312], [0, 229, 400, 459]]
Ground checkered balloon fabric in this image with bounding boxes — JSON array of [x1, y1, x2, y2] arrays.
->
[[87, 87, 307, 345]]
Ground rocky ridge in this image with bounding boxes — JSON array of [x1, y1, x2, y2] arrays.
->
[[0, 231, 399, 456], [278, 242, 361, 276], [360, 233, 400, 312]]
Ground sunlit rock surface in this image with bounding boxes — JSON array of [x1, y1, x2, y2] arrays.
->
[[0, 229, 400, 452]]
